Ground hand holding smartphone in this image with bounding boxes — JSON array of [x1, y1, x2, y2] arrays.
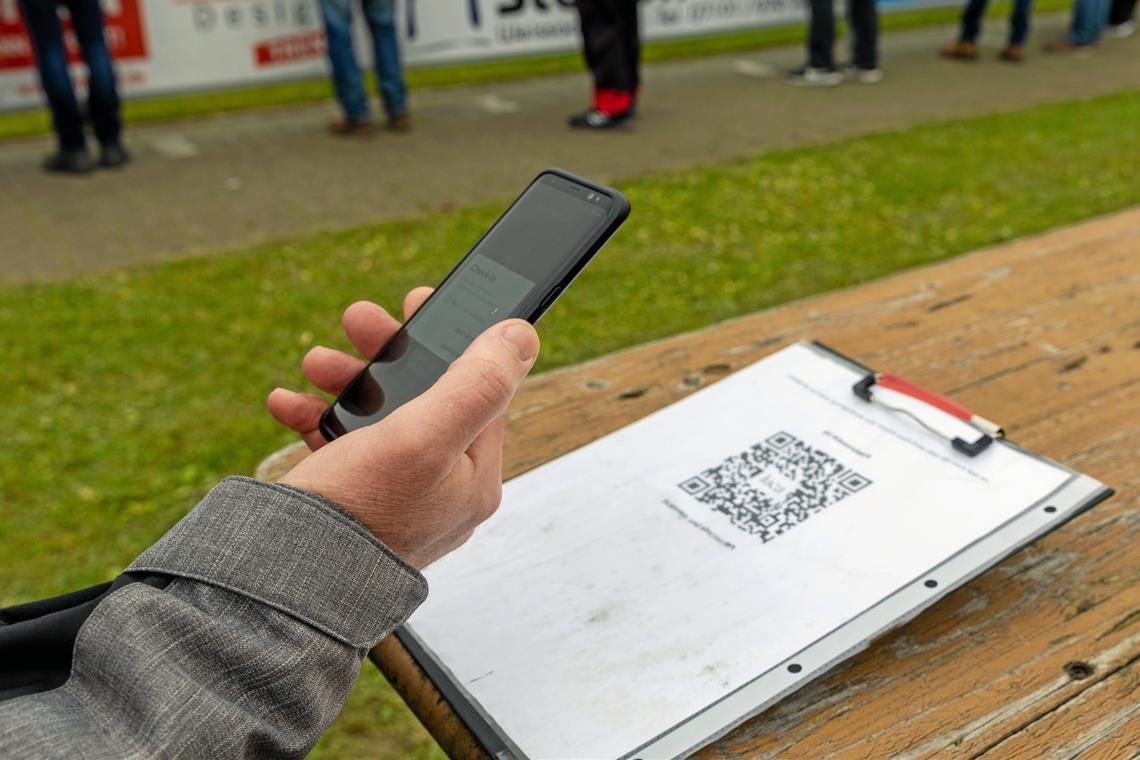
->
[[320, 169, 630, 440]]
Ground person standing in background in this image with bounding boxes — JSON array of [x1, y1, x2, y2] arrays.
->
[[18, 0, 128, 174], [786, 0, 882, 86], [569, 0, 641, 129], [1106, 0, 1136, 35], [1046, 0, 1109, 50], [321, 0, 410, 135], [941, 0, 1034, 62]]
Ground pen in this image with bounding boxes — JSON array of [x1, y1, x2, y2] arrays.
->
[[874, 373, 1004, 438], [852, 371, 1002, 456]]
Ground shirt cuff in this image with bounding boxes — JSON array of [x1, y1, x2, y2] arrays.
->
[[128, 476, 428, 648]]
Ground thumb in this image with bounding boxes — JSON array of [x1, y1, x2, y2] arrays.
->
[[386, 319, 539, 456]]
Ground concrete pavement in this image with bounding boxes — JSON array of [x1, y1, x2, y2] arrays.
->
[[1, 14, 1137, 282]]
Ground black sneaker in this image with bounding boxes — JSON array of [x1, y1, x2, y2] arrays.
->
[[42, 149, 95, 175], [567, 108, 634, 130], [785, 65, 844, 87], [99, 143, 130, 169]]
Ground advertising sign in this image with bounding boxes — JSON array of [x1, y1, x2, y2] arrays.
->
[[0, 0, 814, 111]]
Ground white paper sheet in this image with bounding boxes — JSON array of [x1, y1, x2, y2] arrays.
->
[[407, 343, 1071, 759]]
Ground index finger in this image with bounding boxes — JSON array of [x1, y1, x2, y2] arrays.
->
[[342, 301, 402, 358]]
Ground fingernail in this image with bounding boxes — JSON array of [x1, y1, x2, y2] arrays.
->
[[502, 323, 538, 362]]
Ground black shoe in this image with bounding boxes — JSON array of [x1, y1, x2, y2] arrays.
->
[[785, 65, 844, 87], [99, 143, 130, 169], [567, 108, 634, 130], [42, 149, 95, 175]]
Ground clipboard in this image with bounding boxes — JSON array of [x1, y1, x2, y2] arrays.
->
[[395, 342, 1113, 760]]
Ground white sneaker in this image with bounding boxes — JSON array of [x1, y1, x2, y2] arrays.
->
[[785, 65, 844, 87], [1106, 20, 1135, 38], [844, 65, 884, 84]]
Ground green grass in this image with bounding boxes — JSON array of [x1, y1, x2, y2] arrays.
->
[[2, 89, 1138, 757], [0, 0, 1068, 141]]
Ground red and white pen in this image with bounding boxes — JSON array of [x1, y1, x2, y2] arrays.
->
[[852, 371, 1003, 456], [873, 373, 1004, 438]]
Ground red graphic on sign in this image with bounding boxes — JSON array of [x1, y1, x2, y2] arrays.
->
[[254, 29, 325, 67], [0, 0, 148, 71]]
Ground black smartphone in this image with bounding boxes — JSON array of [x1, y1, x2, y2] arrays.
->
[[319, 169, 630, 440]]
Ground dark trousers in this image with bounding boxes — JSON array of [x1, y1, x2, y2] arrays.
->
[[960, 0, 1033, 45], [1109, 0, 1137, 23], [808, 0, 878, 69], [17, 0, 121, 152], [577, 0, 640, 111]]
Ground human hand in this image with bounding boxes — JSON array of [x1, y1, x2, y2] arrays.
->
[[266, 289, 539, 568]]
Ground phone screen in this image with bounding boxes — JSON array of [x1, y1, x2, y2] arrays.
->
[[322, 171, 625, 438]]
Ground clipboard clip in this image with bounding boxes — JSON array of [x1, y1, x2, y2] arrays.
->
[[853, 372, 1004, 458]]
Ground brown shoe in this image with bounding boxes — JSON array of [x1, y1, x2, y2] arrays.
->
[[999, 45, 1026, 62], [328, 117, 374, 137], [1044, 38, 1092, 54], [387, 113, 412, 133], [940, 40, 979, 60]]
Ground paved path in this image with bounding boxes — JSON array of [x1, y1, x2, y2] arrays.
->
[[1, 14, 1138, 282]]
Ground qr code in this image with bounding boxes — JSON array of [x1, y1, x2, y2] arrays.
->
[[678, 432, 871, 542]]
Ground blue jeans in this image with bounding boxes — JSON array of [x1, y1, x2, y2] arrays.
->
[[320, 0, 407, 121], [960, 0, 1033, 45], [1069, 0, 1109, 43], [17, 0, 121, 151]]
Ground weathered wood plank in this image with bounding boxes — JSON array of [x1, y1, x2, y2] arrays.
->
[[974, 659, 1140, 759], [370, 638, 487, 760], [260, 207, 1140, 758]]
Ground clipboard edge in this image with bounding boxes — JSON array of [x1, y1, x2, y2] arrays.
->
[[392, 624, 530, 760]]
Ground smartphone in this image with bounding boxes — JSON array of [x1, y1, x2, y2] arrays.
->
[[319, 169, 630, 440]]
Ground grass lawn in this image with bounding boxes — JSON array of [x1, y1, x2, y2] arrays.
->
[[0, 0, 1069, 141], [1, 89, 1138, 758]]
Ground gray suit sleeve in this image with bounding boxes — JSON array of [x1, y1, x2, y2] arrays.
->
[[0, 476, 429, 759]]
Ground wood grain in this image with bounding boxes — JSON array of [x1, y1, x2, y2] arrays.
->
[[258, 208, 1140, 758]]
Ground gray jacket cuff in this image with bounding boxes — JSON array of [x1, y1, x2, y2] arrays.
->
[[128, 476, 428, 648]]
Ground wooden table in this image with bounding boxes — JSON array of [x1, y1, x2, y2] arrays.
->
[[258, 208, 1140, 758]]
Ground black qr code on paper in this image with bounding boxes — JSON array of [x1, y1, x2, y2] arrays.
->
[[678, 432, 871, 542]]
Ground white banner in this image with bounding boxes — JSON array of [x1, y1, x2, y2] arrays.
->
[[1, 0, 820, 111]]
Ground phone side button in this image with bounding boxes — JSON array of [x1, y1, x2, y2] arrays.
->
[[539, 286, 562, 311]]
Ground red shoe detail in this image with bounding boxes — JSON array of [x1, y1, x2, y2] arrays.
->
[[593, 89, 635, 116]]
